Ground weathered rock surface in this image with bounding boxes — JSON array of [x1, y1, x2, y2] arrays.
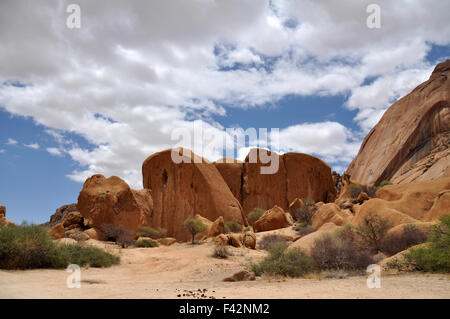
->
[[353, 177, 450, 227], [346, 60, 450, 186], [311, 203, 353, 229], [45, 204, 78, 228], [253, 205, 293, 232], [50, 223, 65, 239], [214, 158, 244, 204], [158, 237, 177, 246], [242, 231, 257, 249], [207, 216, 225, 238], [142, 148, 246, 241], [77, 174, 153, 234], [240, 149, 337, 214]]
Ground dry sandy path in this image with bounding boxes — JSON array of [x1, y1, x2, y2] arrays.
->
[[1, 241, 449, 299]]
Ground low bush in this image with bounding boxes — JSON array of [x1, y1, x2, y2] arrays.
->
[[225, 220, 243, 233], [247, 208, 265, 224], [251, 242, 316, 277], [213, 245, 231, 259], [136, 226, 167, 239], [380, 224, 427, 256], [0, 224, 119, 269], [406, 215, 450, 273], [135, 239, 159, 248], [258, 234, 287, 251], [101, 224, 135, 248], [355, 214, 391, 253], [348, 184, 362, 199], [311, 233, 374, 271]]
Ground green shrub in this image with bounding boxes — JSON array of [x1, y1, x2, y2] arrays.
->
[[225, 220, 243, 233], [247, 208, 265, 224], [258, 234, 287, 251], [136, 226, 167, 239], [135, 239, 159, 248], [251, 242, 316, 277], [184, 217, 208, 244], [355, 213, 391, 253], [0, 224, 119, 269], [348, 184, 362, 199], [406, 215, 450, 273], [375, 180, 393, 192]]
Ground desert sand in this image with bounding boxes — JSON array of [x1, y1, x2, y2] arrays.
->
[[1, 239, 449, 299]]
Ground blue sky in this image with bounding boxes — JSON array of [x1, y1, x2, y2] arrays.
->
[[1, 1, 450, 224]]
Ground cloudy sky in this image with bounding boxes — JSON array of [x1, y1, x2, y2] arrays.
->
[[1, 0, 450, 223]]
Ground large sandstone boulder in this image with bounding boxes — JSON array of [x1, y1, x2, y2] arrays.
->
[[346, 59, 450, 186], [311, 203, 353, 229], [215, 149, 337, 215], [242, 231, 257, 249], [253, 205, 293, 232], [208, 216, 225, 237], [353, 177, 450, 227], [50, 223, 65, 239], [242, 149, 337, 214], [77, 174, 153, 235], [142, 148, 246, 241]]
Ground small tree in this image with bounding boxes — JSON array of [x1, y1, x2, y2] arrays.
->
[[356, 214, 391, 253], [184, 217, 207, 244]]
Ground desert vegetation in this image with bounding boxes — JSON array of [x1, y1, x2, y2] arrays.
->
[[136, 239, 159, 248], [348, 183, 362, 199], [251, 242, 316, 277], [291, 199, 316, 224], [136, 226, 167, 239], [247, 208, 265, 224], [0, 223, 119, 269], [224, 220, 243, 233], [184, 217, 208, 244], [101, 224, 135, 248], [293, 223, 316, 236], [212, 244, 231, 259], [258, 234, 287, 251], [380, 224, 427, 256], [405, 215, 450, 273]]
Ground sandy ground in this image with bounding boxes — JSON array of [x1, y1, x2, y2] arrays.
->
[[1, 239, 449, 299]]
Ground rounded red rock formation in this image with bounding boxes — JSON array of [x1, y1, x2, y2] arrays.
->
[[77, 174, 153, 234], [142, 148, 246, 241]]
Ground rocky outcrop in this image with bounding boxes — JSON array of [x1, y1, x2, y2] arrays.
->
[[0, 205, 16, 227], [253, 205, 293, 232], [44, 204, 78, 228], [352, 177, 450, 227], [311, 203, 353, 229], [77, 174, 153, 234], [346, 60, 450, 186], [142, 148, 246, 241], [215, 149, 337, 215]]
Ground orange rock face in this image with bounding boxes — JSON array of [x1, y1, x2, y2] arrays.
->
[[346, 60, 450, 186], [142, 148, 246, 241], [253, 205, 293, 232], [215, 149, 337, 215], [77, 174, 153, 234]]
